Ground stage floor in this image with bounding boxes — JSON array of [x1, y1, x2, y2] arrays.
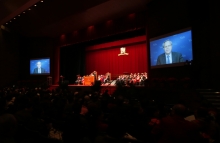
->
[[49, 84, 117, 94]]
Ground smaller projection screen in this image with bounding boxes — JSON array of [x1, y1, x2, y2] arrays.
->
[[30, 58, 50, 75]]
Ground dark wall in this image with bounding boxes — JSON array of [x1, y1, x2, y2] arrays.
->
[[60, 44, 85, 83], [0, 28, 56, 87], [209, 0, 220, 88], [147, 0, 192, 38], [58, 10, 147, 46], [0, 28, 20, 87], [19, 36, 55, 84]]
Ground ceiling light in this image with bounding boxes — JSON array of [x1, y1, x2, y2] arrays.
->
[[10, 21, 12, 22], [34, 5, 37, 6], [41, 0, 43, 2], [6, 23, 8, 24], [18, 15, 20, 16], [28, 8, 31, 10], [14, 18, 16, 19], [23, 12, 25, 13]]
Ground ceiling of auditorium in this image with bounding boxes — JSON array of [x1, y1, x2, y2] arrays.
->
[[0, 0, 152, 37]]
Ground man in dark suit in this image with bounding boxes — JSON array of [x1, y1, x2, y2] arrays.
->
[[33, 61, 46, 74], [156, 40, 184, 65]]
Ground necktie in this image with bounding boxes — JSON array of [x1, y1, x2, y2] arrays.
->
[[167, 55, 170, 64]]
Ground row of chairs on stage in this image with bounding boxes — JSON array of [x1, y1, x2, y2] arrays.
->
[[75, 72, 148, 86]]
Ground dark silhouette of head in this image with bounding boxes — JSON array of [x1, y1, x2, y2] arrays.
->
[[172, 104, 187, 117], [107, 116, 127, 139], [0, 98, 7, 115]]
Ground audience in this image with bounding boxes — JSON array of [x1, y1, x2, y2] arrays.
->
[[0, 78, 219, 143]]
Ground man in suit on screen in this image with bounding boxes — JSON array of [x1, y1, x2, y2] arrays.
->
[[156, 40, 184, 65], [33, 61, 46, 74]]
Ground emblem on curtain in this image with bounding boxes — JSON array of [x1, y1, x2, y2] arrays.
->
[[118, 47, 129, 56]]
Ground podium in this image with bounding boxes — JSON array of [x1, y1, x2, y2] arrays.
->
[[47, 76, 52, 86], [83, 76, 95, 86]]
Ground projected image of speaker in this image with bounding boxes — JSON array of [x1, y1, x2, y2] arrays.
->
[[150, 28, 193, 69], [30, 58, 50, 75]]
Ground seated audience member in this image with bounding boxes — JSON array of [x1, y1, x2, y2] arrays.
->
[[140, 74, 146, 86], [14, 101, 33, 126], [95, 117, 128, 143], [116, 76, 123, 86], [75, 75, 82, 85], [63, 104, 91, 143], [151, 104, 203, 143], [104, 75, 110, 83], [27, 106, 49, 137], [192, 107, 220, 142]]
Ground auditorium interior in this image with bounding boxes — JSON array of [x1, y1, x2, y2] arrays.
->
[[0, 0, 219, 143]]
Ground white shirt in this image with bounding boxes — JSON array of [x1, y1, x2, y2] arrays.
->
[[166, 53, 172, 64]]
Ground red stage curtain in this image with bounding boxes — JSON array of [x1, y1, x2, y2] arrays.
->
[[85, 36, 148, 79]]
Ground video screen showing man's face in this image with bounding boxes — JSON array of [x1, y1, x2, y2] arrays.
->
[[149, 30, 193, 67], [30, 59, 50, 75]]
